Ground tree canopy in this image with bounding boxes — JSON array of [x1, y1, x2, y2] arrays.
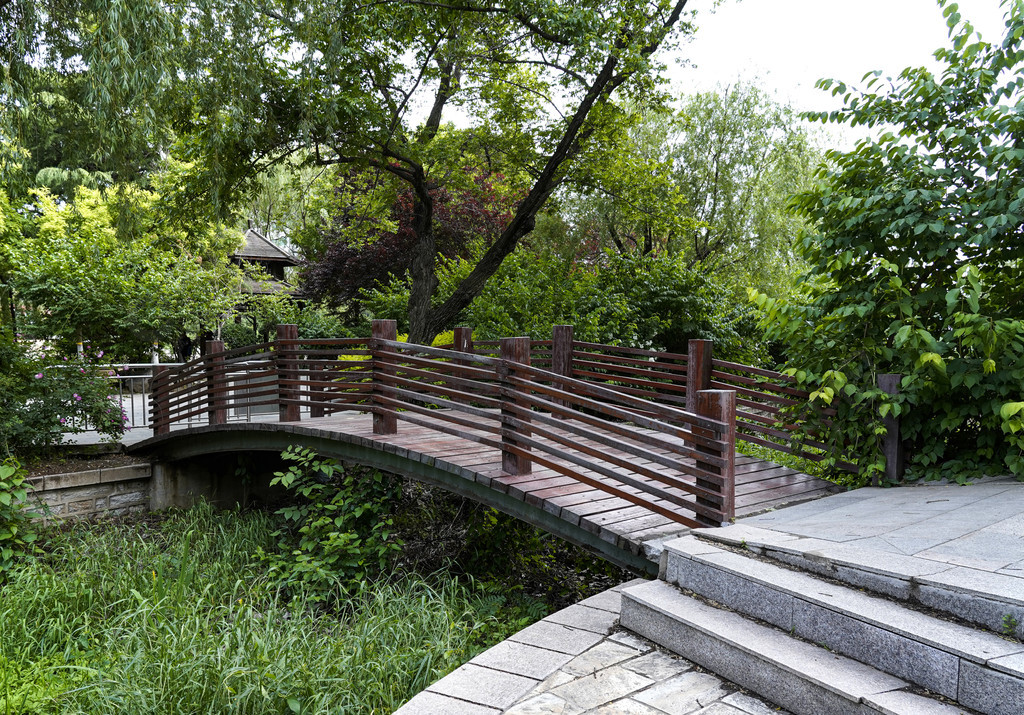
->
[[752, 0, 1024, 482], [161, 0, 696, 342], [4, 187, 242, 360], [561, 85, 818, 294]]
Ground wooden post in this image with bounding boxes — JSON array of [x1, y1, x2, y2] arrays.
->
[[454, 326, 474, 355], [276, 324, 300, 422], [551, 325, 574, 378], [500, 336, 532, 475], [695, 389, 736, 526], [205, 339, 226, 425], [551, 325, 574, 416], [686, 339, 714, 413], [310, 358, 326, 420], [372, 319, 398, 435], [877, 373, 905, 485], [152, 365, 169, 435], [309, 335, 328, 419]]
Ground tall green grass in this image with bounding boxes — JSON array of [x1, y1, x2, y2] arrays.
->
[[0, 503, 526, 714]]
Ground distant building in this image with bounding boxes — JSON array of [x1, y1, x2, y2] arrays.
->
[[231, 222, 301, 296]]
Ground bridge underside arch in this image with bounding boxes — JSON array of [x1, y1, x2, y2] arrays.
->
[[133, 424, 666, 575]]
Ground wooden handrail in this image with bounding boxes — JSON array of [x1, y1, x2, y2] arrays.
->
[[148, 330, 744, 525]]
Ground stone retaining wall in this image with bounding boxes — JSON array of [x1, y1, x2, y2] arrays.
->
[[27, 463, 152, 521]]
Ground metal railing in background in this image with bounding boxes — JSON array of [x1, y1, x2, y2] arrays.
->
[[99, 363, 179, 430]]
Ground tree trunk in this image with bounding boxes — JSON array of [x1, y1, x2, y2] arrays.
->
[[406, 168, 438, 344]]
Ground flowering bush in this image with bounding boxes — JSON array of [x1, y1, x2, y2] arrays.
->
[[0, 333, 127, 459]]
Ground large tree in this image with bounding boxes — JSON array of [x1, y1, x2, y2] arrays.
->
[[166, 0, 696, 343], [558, 84, 819, 295], [672, 83, 817, 293], [0, 0, 173, 199]]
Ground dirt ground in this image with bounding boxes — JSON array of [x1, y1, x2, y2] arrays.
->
[[24, 451, 149, 478]]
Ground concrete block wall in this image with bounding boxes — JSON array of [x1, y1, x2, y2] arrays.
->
[[26, 463, 152, 522]]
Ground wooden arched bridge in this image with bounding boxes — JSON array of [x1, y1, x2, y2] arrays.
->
[[133, 321, 839, 572]]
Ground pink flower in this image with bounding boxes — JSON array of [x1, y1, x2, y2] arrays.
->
[[35, 372, 43, 379], [73, 393, 82, 401], [59, 417, 66, 424], [80, 368, 86, 373], [98, 351, 104, 358]]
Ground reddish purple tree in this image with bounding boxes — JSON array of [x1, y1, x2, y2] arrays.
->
[[303, 172, 517, 309]]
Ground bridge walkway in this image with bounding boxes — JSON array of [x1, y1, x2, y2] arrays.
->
[[136, 409, 839, 572]]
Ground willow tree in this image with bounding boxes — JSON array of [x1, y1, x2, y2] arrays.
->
[[0, 0, 173, 199], [167, 0, 696, 343]]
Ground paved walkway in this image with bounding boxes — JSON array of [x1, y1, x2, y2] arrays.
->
[[394, 579, 787, 715], [738, 477, 1024, 579], [397, 479, 1024, 713]]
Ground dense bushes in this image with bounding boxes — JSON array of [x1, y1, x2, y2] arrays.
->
[[364, 248, 769, 364], [257, 446, 403, 598], [0, 334, 126, 459], [752, 3, 1024, 483]]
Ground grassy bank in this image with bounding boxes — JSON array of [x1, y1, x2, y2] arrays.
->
[[0, 503, 544, 714]]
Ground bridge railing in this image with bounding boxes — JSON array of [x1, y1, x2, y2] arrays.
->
[[551, 328, 855, 472], [151, 341, 277, 428], [150, 322, 738, 526], [369, 335, 735, 528]]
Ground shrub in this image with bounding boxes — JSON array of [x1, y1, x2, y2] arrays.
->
[[0, 334, 127, 459], [362, 248, 768, 363], [752, 2, 1024, 483], [0, 458, 40, 577], [257, 446, 403, 599]]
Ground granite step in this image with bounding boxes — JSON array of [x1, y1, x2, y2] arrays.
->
[[693, 523, 1024, 640], [621, 579, 975, 715], [662, 534, 1024, 713]]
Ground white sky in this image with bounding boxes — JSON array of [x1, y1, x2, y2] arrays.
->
[[670, 0, 1010, 144]]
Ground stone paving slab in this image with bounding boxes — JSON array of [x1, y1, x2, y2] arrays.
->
[[394, 578, 787, 715]]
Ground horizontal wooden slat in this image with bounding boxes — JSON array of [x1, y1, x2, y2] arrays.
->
[[573, 341, 688, 362]]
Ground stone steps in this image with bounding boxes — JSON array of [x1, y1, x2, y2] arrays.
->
[[621, 580, 966, 714], [621, 533, 1024, 714], [696, 523, 1024, 641]]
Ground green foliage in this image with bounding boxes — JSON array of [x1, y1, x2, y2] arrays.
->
[[5, 187, 242, 361], [365, 248, 768, 363], [222, 294, 350, 350], [158, 0, 695, 342], [561, 85, 819, 298], [1, 2, 173, 203], [752, 0, 1024, 483], [0, 335, 126, 459], [258, 447, 403, 599], [0, 503, 529, 713], [566, 104, 696, 256], [0, 459, 40, 576], [672, 83, 819, 295]]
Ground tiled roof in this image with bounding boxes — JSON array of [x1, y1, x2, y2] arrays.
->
[[240, 274, 300, 296], [234, 227, 299, 264]]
